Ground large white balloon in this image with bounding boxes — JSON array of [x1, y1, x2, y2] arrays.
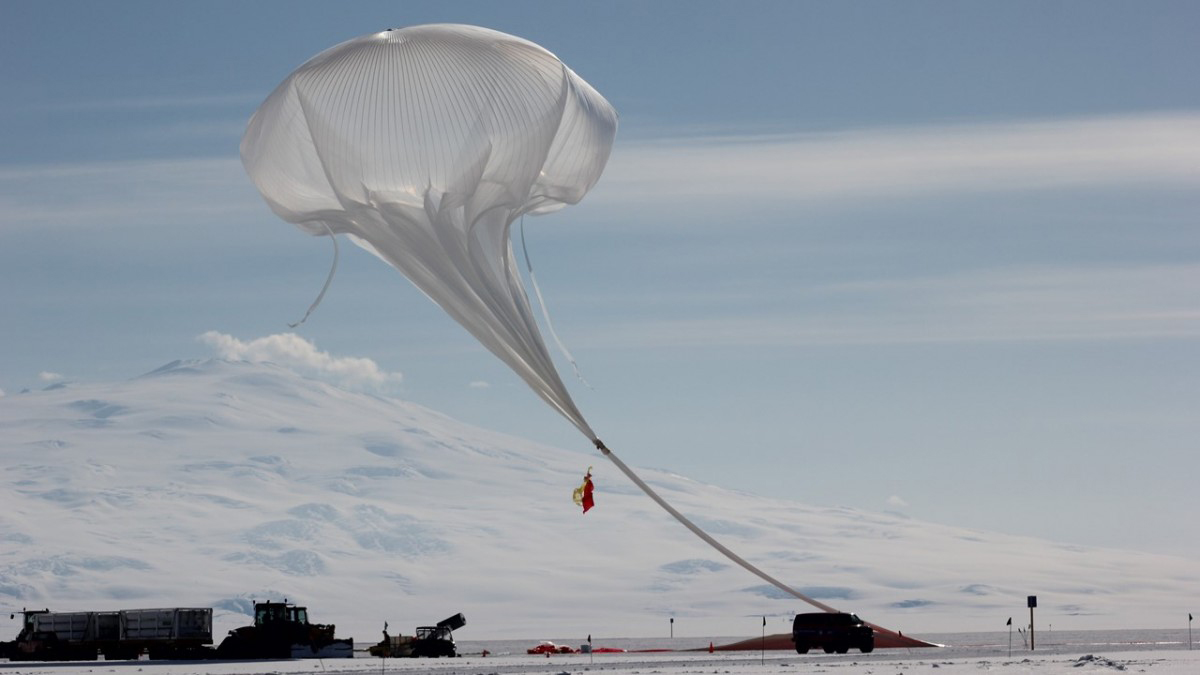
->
[[242, 24, 617, 439], [241, 26, 929, 646]]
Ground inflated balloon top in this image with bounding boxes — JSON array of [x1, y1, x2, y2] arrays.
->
[[242, 24, 617, 439]]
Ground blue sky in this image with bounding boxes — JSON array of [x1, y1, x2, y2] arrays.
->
[[2, 1, 1197, 558]]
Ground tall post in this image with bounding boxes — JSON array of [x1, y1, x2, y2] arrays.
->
[[1007, 617, 1012, 658], [380, 621, 387, 675], [670, 617, 674, 639], [1027, 596, 1037, 651], [761, 616, 766, 665]]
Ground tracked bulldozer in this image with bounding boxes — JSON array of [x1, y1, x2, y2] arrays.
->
[[216, 601, 352, 659]]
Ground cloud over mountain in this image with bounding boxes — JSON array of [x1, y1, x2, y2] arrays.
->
[[198, 332, 403, 391]]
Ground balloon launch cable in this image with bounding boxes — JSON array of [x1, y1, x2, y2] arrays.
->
[[593, 438, 837, 614], [288, 222, 340, 329], [519, 215, 591, 387]]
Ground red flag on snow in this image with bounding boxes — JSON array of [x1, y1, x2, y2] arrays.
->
[[572, 467, 595, 513]]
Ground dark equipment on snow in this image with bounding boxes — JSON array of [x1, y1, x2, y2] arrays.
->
[[369, 613, 465, 658], [216, 600, 352, 659], [791, 612, 875, 654]]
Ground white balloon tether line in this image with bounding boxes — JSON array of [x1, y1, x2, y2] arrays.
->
[[519, 215, 590, 387], [288, 221, 340, 328], [593, 439, 837, 614]]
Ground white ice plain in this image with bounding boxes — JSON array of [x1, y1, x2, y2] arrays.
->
[[2, 646, 1199, 675]]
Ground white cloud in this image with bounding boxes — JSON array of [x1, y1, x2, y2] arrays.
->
[[468, 381, 491, 389], [0, 388, 5, 398], [5, 112, 1196, 233], [0, 157, 257, 231], [38, 371, 63, 382], [582, 263, 1200, 348], [24, 92, 262, 112], [887, 495, 910, 508], [598, 113, 1200, 220], [198, 331, 402, 391]]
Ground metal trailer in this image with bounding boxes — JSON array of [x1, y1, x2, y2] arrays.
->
[[3, 608, 214, 661], [120, 608, 212, 659], [122, 608, 211, 641]]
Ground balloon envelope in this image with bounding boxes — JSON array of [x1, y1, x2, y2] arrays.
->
[[242, 24, 617, 438]]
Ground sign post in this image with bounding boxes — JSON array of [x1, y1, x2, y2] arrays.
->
[[1027, 596, 1037, 651]]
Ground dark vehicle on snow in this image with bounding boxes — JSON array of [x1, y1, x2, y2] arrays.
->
[[368, 613, 465, 658], [216, 601, 352, 659], [791, 612, 874, 654]]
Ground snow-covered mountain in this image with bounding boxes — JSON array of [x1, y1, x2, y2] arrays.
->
[[0, 359, 1194, 641]]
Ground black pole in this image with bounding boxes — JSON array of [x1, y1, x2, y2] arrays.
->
[[1029, 606, 1035, 650], [1027, 596, 1037, 651], [761, 616, 766, 665]]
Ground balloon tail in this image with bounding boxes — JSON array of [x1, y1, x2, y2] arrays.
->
[[596, 439, 838, 614], [519, 216, 591, 388], [288, 222, 340, 329]]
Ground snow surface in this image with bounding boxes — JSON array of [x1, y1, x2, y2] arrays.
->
[[2, 648, 1199, 675], [0, 359, 1195, 644]]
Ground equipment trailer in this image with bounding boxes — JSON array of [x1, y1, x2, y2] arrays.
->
[[2, 608, 213, 661], [369, 613, 465, 658]]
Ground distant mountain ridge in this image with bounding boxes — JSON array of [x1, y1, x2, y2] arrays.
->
[[1, 359, 1194, 640]]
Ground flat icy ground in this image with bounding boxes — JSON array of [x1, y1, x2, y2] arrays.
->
[[4, 633, 1200, 675], [2, 650, 1199, 675]]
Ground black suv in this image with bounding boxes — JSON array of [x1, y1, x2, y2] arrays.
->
[[791, 612, 874, 654]]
